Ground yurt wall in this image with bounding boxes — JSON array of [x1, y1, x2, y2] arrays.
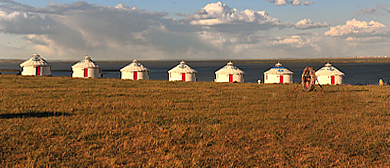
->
[[264, 74, 293, 84], [72, 68, 101, 78], [122, 71, 149, 80], [21, 67, 35, 76], [233, 74, 244, 83], [169, 72, 196, 81], [317, 75, 343, 85], [41, 66, 51, 76]]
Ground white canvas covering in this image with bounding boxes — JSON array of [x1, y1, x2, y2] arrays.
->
[[120, 59, 150, 80], [263, 62, 293, 84], [315, 63, 344, 85], [71, 56, 101, 78], [215, 61, 245, 83], [71, 56, 100, 68], [168, 61, 197, 81], [20, 53, 51, 76]]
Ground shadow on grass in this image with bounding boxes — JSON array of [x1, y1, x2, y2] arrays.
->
[[0, 112, 72, 119]]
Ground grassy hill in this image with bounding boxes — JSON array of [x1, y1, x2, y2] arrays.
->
[[1, 75, 390, 167]]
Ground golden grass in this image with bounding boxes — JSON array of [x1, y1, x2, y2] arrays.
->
[[1, 75, 390, 167]]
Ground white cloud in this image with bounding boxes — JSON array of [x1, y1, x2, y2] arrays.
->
[[0, 11, 53, 35], [266, 0, 314, 6], [272, 35, 307, 48], [323, 19, 390, 55], [186, 2, 290, 32], [324, 19, 387, 37], [266, 0, 288, 6], [295, 18, 329, 29], [301, 1, 314, 5]]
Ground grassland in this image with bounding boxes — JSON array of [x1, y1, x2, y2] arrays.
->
[[1, 75, 390, 167]]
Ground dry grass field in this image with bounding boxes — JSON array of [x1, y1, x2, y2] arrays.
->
[[1, 75, 390, 167]]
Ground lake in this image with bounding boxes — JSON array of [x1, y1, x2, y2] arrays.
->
[[1, 61, 389, 85]]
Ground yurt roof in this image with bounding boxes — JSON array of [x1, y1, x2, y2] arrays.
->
[[120, 59, 149, 72], [20, 53, 50, 67], [168, 61, 197, 73], [71, 56, 100, 68], [215, 61, 245, 75], [263, 62, 293, 75], [315, 63, 344, 76]]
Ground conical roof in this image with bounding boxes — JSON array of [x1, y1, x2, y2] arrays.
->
[[168, 61, 197, 73], [20, 53, 50, 67], [71, 56, 100, 68], [315, 63, 344, 76], [215, 61, 244, 75], [120, 59, 149, 72], [263, 62, 293, 75]]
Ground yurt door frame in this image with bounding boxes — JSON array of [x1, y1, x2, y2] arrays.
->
[[331, 76, 335, 85], [84, 68, 88, 77], [181, 73, 186, 81], [36, 66, 41, 76], [229, 74, 233, 83], [280, 75, 284, 83], [134, 71, 138, 80]]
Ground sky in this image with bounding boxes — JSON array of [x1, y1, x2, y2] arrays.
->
[[0, 0, 389, 60]]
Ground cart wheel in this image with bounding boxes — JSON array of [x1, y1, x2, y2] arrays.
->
[[302, 66, 316, 92]]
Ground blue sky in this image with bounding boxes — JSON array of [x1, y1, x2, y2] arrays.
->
[[0, 0, 389, 60]]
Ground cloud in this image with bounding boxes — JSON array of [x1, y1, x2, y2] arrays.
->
[[1, 1, 252, 60], [295, 19, 329, 29], [185, 2, 292, 33], [0, 1, 174, 59], [272, 35, 307, 48], [273, 35, 305, 47], [266, 0, 314, 6], [324, 19, 387, 37], [324, 18, 390, 54], [357, 5, 390, 15], [0, 1, 389, 60], [0, 11, 55, 35]]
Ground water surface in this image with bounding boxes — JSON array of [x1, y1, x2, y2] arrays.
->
[[1, 61, 389, 85]]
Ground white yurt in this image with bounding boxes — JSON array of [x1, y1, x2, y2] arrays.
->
[[315, 63, 344, 85], [20, 53, 51, 76], [263, 62, 293, 84], [71, 56, 101, 78], [215, 61, 245, 83], [168, 61, 197, 82], [120, 59, 150, 80]]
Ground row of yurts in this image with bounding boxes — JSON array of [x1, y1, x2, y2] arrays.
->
[[19, 53, 345, 85]]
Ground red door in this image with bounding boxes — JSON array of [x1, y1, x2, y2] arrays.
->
[[84, 68, 88, 77], [36, 66, 41, 76], [331, 76, 335, 85], [182, 73, 186, 81], [280, 75, 284, 83], [134, 71, 138, 80], [229, 74, 233, 83]]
